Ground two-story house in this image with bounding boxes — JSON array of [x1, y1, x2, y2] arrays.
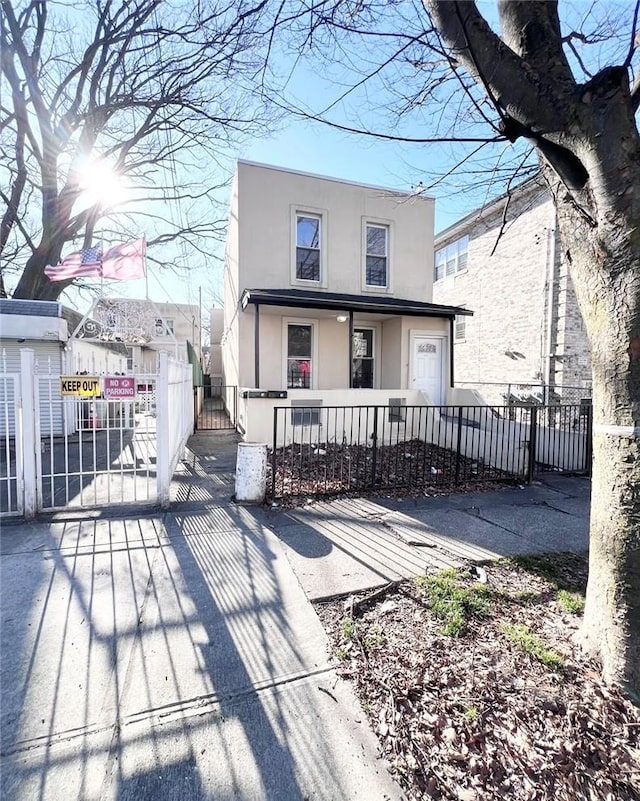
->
[[221, 161, 471, 441], [433, 176, 592, 407]]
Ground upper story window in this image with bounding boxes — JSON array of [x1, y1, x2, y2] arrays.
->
[[155, 318, 174, 336], [365, 224, 389, 288], [435, 235, 468, 281], [296, 214, 321, 282]]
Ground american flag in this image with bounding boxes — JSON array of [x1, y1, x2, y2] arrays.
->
[[44, 238, 146, 283], [101, 238, 146, 281], [44, 246, 103, 282]]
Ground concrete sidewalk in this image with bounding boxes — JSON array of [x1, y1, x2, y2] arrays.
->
[[0, 429, 590, 801], [0, 437, 402, 801], [267, 475, 590, 600]]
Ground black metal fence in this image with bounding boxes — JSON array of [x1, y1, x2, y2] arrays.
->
[[268, 402, 592, 500], [196, 385, 237, 431]]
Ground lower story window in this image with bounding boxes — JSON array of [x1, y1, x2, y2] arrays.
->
[[352, 328, 374, 388], [287, 323, 313, 388]]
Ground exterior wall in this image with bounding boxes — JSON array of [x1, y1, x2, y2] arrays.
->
[[1, 311, 67, 342], [239, 388, 428, 444], [151, 301, 200, 357], [380, 317, 402, 388], [222, 173, 241, 390], [241, 312, 452, 394], [234, 160, 434, 301], [433, 178, 592, 406], [209, 308, 224, 380], [66, 341, 127, 374]]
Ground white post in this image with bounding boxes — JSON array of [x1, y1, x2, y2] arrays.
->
[[156, 351, 170, 509], [20, 349, 38, 518], [235, 443, 267, 504]]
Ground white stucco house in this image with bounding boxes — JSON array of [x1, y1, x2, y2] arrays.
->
[[221, 161, 472, 441]]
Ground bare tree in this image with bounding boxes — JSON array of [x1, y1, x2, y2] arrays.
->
[[425, 0, 640, 702], [270, 0, 640, 700], [0, 0, 275, 300]]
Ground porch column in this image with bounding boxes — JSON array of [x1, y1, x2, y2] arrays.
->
[[449, 316, 455, 387], [254, 303, 260, 388], [348, 310, 354, 389]]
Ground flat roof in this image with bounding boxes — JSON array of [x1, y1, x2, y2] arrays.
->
[[241, 288, 472, 318], [237, 160, 434, 202]]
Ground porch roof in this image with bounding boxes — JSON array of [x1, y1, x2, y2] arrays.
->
[[241, 288, 473, 318]]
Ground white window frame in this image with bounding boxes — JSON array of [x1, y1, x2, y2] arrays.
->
[[291, 206, 328, 288], [155, 318, 174, 337], [352, 326, 376, 388], [282, 317, 319, 390], [362, 217, 392, 293], [434, 235, 468, 282], [454, 308, 467, 342]]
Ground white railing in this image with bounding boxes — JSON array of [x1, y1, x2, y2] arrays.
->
[[1, 348, 194, 518], [156, 352, 194, 508], [0, 350, 23, 516]]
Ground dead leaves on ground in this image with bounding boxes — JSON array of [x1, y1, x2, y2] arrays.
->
[[316, 555, 640, 801]]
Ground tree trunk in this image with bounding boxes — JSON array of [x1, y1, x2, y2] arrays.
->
[[552, 181, 640, 702], [13, 248, 69, 301], [425, 0, 640, 700]]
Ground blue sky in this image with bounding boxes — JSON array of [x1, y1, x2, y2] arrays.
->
[[64, 0, 636, 318], [81, 114, 505, 317]]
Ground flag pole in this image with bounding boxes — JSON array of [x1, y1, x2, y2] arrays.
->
[[143, 237, 149, 300]]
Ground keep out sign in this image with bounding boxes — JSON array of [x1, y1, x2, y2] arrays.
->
[[104, 376, 136, 400], [60, 376, 101, 397]]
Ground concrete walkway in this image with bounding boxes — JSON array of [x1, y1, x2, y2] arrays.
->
[[268, 475, 590, 600], [0, 430, 590, 800]]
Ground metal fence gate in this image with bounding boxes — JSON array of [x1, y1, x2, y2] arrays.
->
[[0, 349, 194, 518], [196, 384, 237, 431]]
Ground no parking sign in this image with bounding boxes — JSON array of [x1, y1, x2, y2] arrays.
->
[[103, 376, 136, 400]]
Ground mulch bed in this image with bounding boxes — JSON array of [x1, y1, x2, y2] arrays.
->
[[267, 439, 518, 501], [315, 554, 640, 801]]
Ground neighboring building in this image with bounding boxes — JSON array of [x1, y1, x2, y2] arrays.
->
[[124, 301, 201, 372], [433, 177, 592, 407], [0, 298, 127, 435], [209, 307, 224, 385], [69, 298, 200, 373], [221, 160, 470, 440]]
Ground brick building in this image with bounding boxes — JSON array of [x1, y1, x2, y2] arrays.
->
[[433, 177, 592, 407]]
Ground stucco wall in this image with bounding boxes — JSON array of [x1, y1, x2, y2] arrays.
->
[[235, 161, 434, 300]]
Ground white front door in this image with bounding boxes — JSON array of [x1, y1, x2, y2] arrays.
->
[[411, 337, 444, 404]]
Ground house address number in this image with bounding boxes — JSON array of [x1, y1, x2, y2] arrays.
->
[[417, 343, 437, 354]]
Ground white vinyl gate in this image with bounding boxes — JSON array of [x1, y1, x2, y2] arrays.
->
[[0, 349, 193, 518]]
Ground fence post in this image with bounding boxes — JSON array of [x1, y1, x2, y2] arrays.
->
[[271, 408, 278, 498], [526, 405, 538, 483], [454, 407, 464, 485], [585, 403, 593, 476], [371, 406, 379, 489], [193, 387, 198, 432], [156, 351, 170, 509], [20, 349, 37, 518]]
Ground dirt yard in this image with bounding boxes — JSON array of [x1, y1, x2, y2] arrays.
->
[[315, 554, 640, 801]]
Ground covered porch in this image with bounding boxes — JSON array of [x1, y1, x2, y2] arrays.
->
[[236, 287, 471, 442]]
